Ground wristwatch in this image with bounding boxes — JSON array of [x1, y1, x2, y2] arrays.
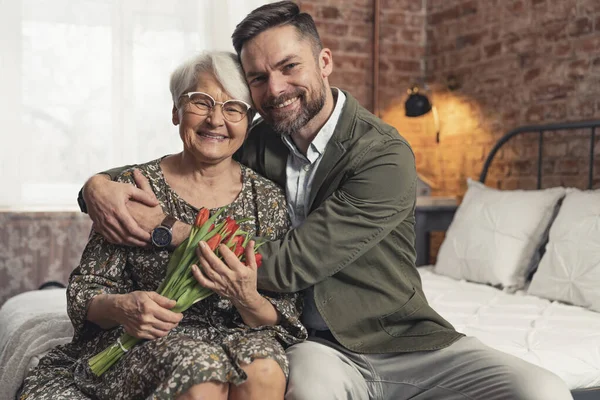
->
[[151, 215, 177, 248]]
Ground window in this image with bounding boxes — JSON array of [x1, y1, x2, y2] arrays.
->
[[0, 0, 269, 210]]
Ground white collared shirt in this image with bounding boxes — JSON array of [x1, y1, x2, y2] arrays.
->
[[280, 88, 346, 330], [281, 88, 346, 229]]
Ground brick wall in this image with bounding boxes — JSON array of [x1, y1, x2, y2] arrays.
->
[[422, 0, 600, 195], [297, 0, 426, 113], [300, 0, 600, 196]]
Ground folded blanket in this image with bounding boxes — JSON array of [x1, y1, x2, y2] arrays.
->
[[0, 289, 73, 400]]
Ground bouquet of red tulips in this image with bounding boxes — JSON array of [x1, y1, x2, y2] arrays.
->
[[89, 207, 264, 376]]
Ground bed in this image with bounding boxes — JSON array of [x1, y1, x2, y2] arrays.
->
[[1, 120, 600, 399], [420, 120, 600, 400]]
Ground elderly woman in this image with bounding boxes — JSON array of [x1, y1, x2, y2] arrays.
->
[[18, 51, 305, 400]]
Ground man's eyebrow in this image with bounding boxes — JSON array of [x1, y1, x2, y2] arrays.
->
[[245, 55, 299, 79]]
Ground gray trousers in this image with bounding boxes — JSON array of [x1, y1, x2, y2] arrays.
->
[[285, 336, 573, 400]]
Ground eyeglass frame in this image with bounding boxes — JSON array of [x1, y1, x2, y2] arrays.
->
[[179, 91, 252, 123]]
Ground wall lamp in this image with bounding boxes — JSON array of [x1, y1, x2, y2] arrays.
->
[[405, 86, 440, 143]]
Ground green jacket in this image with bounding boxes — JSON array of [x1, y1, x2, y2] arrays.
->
[[90, 90, 463, 353], [237, 91, 463, 353]]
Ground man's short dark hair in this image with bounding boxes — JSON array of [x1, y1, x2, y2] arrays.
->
[[232, 1, 323, 58]]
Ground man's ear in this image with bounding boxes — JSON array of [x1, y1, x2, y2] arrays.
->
[[172, 104, 180, 125], [319, 48, 333, 79]]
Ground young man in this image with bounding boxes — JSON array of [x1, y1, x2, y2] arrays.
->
[[81, 2, 573, 399]]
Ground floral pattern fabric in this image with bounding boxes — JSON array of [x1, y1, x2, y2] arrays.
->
[[19, 158, 306, 400]]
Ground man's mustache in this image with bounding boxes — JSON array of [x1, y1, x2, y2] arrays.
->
[[262, 89, 305, 109]]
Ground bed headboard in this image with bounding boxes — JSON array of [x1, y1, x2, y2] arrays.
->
[[479, 120, 600, 189]]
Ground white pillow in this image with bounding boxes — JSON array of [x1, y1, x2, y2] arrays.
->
[[528, 189, 600, 311], [434, 179, 565, 290]]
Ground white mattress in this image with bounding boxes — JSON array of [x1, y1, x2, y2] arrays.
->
[[419, 266, 600, 390], [3, 275, 600, 392]]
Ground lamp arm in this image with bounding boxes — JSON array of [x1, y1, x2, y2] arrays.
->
[[432, 105, 440, 143]]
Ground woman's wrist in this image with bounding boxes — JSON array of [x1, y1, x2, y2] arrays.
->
[[170, 221, 192, 248], [232, 293, 280, 327], [232, 292, 264, 312], [87, 293, 122, 329]]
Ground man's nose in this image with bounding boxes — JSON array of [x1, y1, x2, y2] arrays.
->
[[267, 74, 288, 98]]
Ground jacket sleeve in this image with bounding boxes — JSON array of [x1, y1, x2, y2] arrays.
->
[[257, 137, 417, 293]]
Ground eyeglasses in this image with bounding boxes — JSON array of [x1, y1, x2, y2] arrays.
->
[[179, 92, 251, 123]]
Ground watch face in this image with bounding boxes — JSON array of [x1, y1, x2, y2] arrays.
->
[[152, 226, 172, 247]]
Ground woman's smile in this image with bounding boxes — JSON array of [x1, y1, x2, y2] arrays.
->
[[196, 129, 229, 141]]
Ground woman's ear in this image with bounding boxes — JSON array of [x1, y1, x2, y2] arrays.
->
[[172, 104, 180, 125]]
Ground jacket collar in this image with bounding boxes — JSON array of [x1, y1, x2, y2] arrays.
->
[[307, 89, 358, 208]]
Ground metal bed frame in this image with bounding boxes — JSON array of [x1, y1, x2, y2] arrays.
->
[[476, 120, 600, 399], [479, 119, 600, 188]]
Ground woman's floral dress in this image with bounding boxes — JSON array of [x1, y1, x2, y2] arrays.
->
[[19, 158, 306, 400]]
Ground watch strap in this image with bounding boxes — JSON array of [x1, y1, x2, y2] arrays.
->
[[160, 215, 177, 230]]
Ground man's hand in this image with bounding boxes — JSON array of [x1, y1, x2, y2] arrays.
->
[[126, 170, 165, 234], [83, 169, 159, 247]]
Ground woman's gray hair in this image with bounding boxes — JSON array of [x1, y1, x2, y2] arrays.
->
[[169, 51, 251, 107]]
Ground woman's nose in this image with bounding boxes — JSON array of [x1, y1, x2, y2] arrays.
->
[[206, 104, 225, 126]]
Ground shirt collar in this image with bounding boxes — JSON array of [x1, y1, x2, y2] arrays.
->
[[282, 88, 346, 161]]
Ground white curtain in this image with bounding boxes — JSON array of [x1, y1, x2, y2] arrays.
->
[[0, 0, 271, 210]]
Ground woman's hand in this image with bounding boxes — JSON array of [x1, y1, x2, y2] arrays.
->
[[193, 241, 280, 327], [84, 169, 158, 247], [192, 241, 262, 308], [114, 291, 184, 340]]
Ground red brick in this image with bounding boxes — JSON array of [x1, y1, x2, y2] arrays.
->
[[320, 6, 341, 19], [456, 32, 483, 49], [543, 20, 569, 41], [341, 39, 372, 53], [555, 159, 582, 175], [574, 36, 600, 53], [335, 55, 371, 71], [484, 42, 502, 58], [511, 160, 535, 176], [320, 23, 350, 37], [545, 102, 568, 120], [506, 0, 526, 14], [578, 0, 600, 15], [525, 104, 545, 122], [524, 67, 541, 81], [569, 98, 597, 118], [381, 0, 424, 12], [567, 139, 593, 158], [401, 28, 424, 43], [554, 42, 573, 57], [569, 17, 593, 37], [567, 59, 590, 81], [543, 141, 568, 157], [389, 59, 422, 73], [531, 83, 575, 101], [461, 1, 479, 16], [428, 6, 461, 25], [350, 23, 372, 38]]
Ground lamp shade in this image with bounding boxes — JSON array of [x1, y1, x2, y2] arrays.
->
[[405, 92, 432, 117]]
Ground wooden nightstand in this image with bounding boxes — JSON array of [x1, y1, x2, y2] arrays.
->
[[415, 197, 457, 266]]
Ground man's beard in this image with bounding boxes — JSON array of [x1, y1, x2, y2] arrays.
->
[[261, 84, 327, 136]]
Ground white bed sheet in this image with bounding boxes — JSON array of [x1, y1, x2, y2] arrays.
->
[[2, 274, 600, 394], [419, 266, 600, 390], [0, 289, 73, 400]]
